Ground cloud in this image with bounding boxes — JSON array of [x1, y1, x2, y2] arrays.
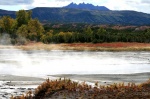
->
[[54, 0, 99, 4], [124, 0, 150, 13], [0, 0, 149, 13], [141, 0, 150, 3], [101, 0, 150, 13], [32, 0, 72, 7], [0, 0, 34, 11], [0, 0, 34, 5], [55, 0, 72, 1], [35, 0, 150, 14]]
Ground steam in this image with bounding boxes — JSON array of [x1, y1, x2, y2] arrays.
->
[[0, 48, 150, 77], [0, 34, 150, 77], [0, 33, 11, 45]]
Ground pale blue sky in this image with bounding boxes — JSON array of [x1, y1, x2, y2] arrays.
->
[[0, 0, 149, 14]]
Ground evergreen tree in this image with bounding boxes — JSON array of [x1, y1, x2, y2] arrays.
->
[[84, 26, 93, 42]]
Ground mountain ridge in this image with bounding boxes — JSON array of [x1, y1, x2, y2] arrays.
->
[[64, 2, 110, 11], [0, 7, 150, 25]]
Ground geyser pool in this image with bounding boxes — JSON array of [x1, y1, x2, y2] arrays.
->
[[0, 48, 150, 77]]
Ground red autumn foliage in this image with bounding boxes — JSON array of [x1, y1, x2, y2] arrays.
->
[[65, 42, 150, 48]]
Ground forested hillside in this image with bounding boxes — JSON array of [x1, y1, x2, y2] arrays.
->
[[0, 10, 150, 45], [31, 8, 150, 25]]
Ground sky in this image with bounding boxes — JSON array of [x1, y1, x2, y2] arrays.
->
[[0, 0, 149, 14]]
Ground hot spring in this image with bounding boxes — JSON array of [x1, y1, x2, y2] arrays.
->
[[0, 48, 150, 77]]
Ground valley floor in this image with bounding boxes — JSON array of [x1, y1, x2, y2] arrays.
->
[[1, 73, 150, 99], [1, 42, 150, 51]]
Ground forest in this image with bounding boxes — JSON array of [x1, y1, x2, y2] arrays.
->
[[0, 10, 150, 45]]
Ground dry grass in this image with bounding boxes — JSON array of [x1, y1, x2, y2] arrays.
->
[[1, 42, 150, 51], [13, 42, 150, 51], [12, 78, 150, 99]]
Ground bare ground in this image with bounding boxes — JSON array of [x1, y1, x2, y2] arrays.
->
[[1, 42, 150, 51]]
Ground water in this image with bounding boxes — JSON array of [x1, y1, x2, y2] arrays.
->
[[0, 48, 150, 77], [0, 48, 150, 98]]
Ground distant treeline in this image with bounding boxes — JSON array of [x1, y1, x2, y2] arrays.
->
[[0, 10, 150, 44], [43, 24, 150, 43]]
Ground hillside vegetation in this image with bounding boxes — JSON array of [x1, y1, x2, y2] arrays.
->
[[32, 8, 150, 25], [0, 10, 150, 45]]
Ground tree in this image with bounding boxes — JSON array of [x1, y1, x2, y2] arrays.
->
[[146, 28, 150, 34], [0, 16, 15, 33], [93, 27, 107, 42], [16, 10, 32, 28], [41, 30, 53, 43], [72, 32, 79, 42], [84, 26, 93, 42], [144, 28, 150, 42], [26, 10, 32, 22], [27, 19, 45, 41], [64, 32, 73, 43], [16, 25, 28, 38], [57, 32, 65, 43]]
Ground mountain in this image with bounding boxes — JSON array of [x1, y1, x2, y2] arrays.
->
[[64, 2, 110, 11], [0, 9, 15, 18], [0, 7, 150, 25], [31, 8, 150, 25]]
